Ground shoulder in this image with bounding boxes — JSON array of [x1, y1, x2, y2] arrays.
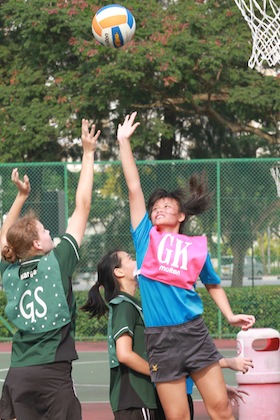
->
[[111, 299, 139, 315], [0, 259, 11, 277], [54, 234, 79, 260], [131, 212, 151, 234], [110, 297, 142, 326], [131, 212, 152, 249]]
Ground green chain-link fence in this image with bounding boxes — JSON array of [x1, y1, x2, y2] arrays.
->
[[0, 158, 279, 339]]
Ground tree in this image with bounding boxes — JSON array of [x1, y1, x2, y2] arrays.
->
[[219, 160, 280, 286], [0, 0, 279, 163]]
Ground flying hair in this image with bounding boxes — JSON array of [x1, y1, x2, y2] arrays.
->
[[147, 172, 212, 233]]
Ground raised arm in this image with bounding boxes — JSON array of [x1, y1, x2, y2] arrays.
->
[[66, 119, 100, 247], [117, 112, 146, 230], [0, 168, 30, 251], [205, 284, 255, 330]]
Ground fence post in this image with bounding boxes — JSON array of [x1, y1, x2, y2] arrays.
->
[[216, 161, 222, 339]]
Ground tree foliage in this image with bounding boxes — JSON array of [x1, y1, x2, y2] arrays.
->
[[0, 0, 279, 163]]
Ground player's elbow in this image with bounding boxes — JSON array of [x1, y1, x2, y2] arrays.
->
[[116, 350, 130, 365], [75, 200, 91, 216]]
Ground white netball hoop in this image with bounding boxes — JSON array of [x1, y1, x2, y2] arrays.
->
[[270, 164, 280, 197], [234, 0, 280, 69]]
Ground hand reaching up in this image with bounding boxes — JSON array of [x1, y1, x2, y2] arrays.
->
[[11, 168, 30, 198], [117, 112, 140, 143], [81, 119, 101, 154]]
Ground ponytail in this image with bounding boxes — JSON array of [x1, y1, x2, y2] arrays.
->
[[80, 281, 108, 319], [1, 244, 19, 263], [80, 249, 121, 319]]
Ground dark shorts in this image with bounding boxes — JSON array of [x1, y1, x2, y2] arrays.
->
[[114, 408, 164, 420], [145, 316, 222, 383], [0, 361, 81, 420]]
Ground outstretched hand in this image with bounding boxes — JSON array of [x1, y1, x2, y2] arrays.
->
[[228, 314, 256, 330], [226, 385, 249, 406], [11, 168, 30, 197], [81, 119, 101, 153], [117, 111, 140, 143], [227, 357, 254, 374]]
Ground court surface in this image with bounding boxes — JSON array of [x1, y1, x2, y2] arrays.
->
[[0, 340, 240, 419]]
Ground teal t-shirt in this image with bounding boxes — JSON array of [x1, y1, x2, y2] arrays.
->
[[1, 234, 80, 367], [108, 292, 158, 412]]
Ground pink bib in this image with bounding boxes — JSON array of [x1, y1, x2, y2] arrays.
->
[[140, 227, 207, 289]]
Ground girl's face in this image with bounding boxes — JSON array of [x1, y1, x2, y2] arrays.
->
[[34, 221, 54, 254], [150, 197, 185, 232], [118, 251, 136, 281]]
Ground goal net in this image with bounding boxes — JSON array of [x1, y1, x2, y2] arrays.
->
[[234, 0, 280, 69]]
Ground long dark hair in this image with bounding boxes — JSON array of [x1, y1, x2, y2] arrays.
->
[[147, 172, 212, 233], [80, 249, 122, 319]]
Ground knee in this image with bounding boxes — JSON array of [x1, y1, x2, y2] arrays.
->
[[163, 407, 190, 420], [207, 398, 234, 420]]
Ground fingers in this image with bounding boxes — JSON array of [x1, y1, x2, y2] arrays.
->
[[229, 389, 248, 406], [122, 112, 139, 126], [81, 119, 101, 150], [233, 393, 246, 405], [82, 112, 138, 146], [82, 119, 98, 135], [11, 168, 30, 194], [231, 314, 256, 330], [89, 125, 101, 141], [11, 168, 19, 183], [126, 111, 137, 124], [121, 115, 139, 132], [82, 118, 92, 138], [230, 397, 239, 406], [117, 111, 140, 142], [243, 359, 254, 373], [236, 357, 254, 373], [23, 174, 30, 185], [231, 396, 242, 406], [246, 315, 256, 325], [241, 315, 255, 323], [242, 321, 254, 331], [237, 389, 249, 396]]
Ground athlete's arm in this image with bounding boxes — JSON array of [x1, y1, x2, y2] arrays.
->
[[205, 284, 255, 330], [66, 119, 100, 247], [116, 333, 150, 376], [117, 112, 146, 230], [0, 168, 30, 251], [220, 357, 253, 373]]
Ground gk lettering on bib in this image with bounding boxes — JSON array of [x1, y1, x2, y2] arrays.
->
[[140, 227, 207, 289]]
